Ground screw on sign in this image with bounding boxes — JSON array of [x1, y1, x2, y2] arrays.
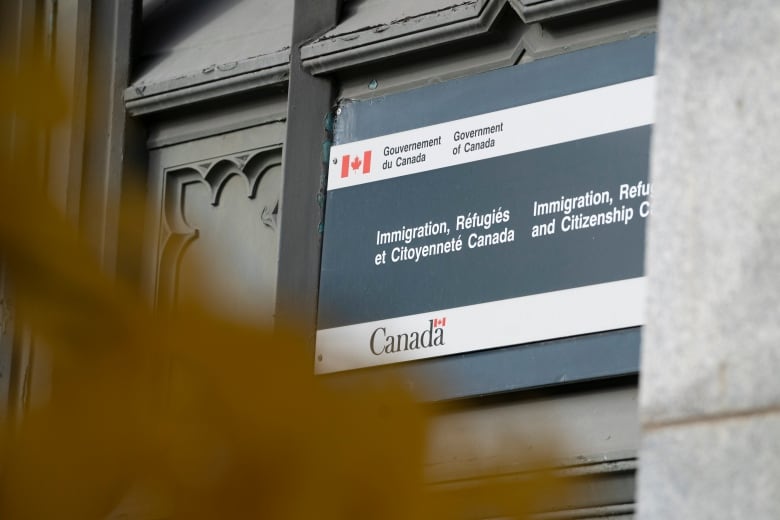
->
[[340, 150, 372, 177]]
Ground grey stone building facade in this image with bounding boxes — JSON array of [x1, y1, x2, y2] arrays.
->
[[3, 1, 776, 518]]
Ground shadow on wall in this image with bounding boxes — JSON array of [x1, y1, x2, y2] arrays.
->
[[141, 0, 244, 54]]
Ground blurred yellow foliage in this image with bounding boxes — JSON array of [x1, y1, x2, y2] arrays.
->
[[0, 51, 567, 520]]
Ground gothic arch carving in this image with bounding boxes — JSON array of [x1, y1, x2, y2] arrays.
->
[[156, 146, 282, 320]]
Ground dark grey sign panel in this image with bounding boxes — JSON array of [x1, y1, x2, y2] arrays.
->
[[320, 128, 650, 329], [317, 35, 655, 380]]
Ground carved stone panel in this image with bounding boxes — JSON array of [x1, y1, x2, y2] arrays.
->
[[156, 147, 282, 325]]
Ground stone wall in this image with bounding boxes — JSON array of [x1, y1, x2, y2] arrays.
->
[[638, 2, 780, 518]]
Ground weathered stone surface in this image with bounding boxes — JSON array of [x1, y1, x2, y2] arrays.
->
[[637, 412, 780, 519], [641, 2, 780, 424]]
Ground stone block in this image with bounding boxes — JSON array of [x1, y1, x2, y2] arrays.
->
[[637, 412, 780, 519], [641, 2, 780, 423]]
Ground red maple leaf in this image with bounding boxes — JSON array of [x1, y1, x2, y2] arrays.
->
[[350, 155, 362, 171]]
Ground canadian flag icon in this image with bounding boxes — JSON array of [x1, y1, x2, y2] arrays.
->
[[432, 317, 447, 328], [341, 150, 372, 178]]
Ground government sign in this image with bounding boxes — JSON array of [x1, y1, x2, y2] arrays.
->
[[316, 35, 656, 374]]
